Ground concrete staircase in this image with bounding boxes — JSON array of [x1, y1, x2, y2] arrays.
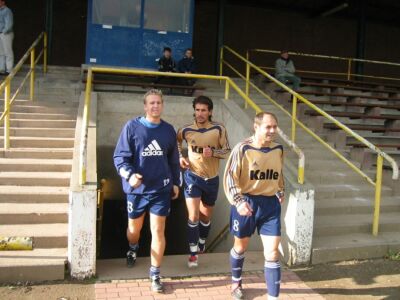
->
[[200, 78, 400, 264], [0, 68, 79, 282]]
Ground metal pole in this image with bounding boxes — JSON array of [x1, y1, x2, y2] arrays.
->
[[347, 59, 352, 81], [291, 95, 297, 143], [245, 50, 250, 96], [43, 32, 48, 73], [30, 48, 35, 101], [4, 81, 10, 149], [215, 0, 225, 75], [219, 47, 224, 77], [79, 68, 93, 185], [45, 0, 53, 64], [224, 79, 230, 100], [372, 155, 383, 236], [298, 164, 305, 185], [355, 0, 366, 78]]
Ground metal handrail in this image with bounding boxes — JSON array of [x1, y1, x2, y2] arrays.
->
[[248, 48, 400, 82], [1, 32, 47, 149], [80, 67, 305, 186], [222, 45, 399, 236]]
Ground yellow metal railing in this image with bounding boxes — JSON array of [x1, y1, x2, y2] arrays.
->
[[248, 48, 400, 83], [81, 67, 305, 186], [221, 45, 399, 236], [1, 32, 47, 150]]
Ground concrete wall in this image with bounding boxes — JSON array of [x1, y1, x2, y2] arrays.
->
[[68, 92, 98, 279]]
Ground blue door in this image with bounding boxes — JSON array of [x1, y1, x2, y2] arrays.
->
[[86, 0, 194, 69]]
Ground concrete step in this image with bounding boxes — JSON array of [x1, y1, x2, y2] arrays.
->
[[287, 149, 345, 161], [1, 104, 77, 114], [314, 213, 400, 236], [0, 223, 68, 248], [2, 96, 78, 102], [0, 158, 72, 172], [304, 158, 361, 171], [0, 186, 69, 203], [312, 231, 400, 264], [0, 203, 68, 224], [22, 93, 79, 102], [0, 248, 67, 283], [9, 119, 76, 128], [0, 148, 73, 159], [0, 137, 74, 148], [348, 135, 400, 146], [314, 183, 392, 199], [0, 171, 70, 186], [0, 99, 78, 108], [10, 112, 77, 120], [315, 196, 400, 215], [306, 170, 368, 185], [0, 127, 75, 138]]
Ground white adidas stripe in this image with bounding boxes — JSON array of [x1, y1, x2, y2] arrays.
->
[[152, 140, 162, 150]]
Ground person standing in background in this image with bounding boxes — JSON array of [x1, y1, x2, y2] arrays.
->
[[0, 0, 13, 75]]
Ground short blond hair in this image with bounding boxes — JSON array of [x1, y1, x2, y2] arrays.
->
[[254, 111, 278, 125], [143, 89, 163, 104]]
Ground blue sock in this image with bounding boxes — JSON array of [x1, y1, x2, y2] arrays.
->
[[264, 261, 281, 297], [187, 220, 199, 256], [129, 243, 139, 252], [198, 220, 211, 252], [149, 265, 160, 280], [230, 248, 245, 285]]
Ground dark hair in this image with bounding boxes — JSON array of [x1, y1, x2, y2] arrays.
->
[[185, 48, 192, 52], [192, 95, 213, 121], [280, 50, 289, 54], [163, 47, 172, 53]]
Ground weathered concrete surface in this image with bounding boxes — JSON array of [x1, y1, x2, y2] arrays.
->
[[68, 92, 98, 279]]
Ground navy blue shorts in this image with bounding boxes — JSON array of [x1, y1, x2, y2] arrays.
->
[[183, 170, 219, 207], [127, 192, 171, 219], [230, 194, 281, 238]]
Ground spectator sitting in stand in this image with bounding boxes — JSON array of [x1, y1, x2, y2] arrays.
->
[[158, 47, 176, 73], [155, 47, 176, 91], [178, 48, 196, 87], [275, 50, 301, 91]]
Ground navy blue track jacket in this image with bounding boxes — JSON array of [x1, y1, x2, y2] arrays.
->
[[114, 117, 180, 195]]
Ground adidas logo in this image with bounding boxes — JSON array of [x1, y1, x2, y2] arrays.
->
[[142, 140, 163, 156]]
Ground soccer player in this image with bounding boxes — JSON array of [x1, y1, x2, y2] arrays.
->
[[224, 112, 285, 300], [177, 95, 230, 268], [113, 89, 180, 293]]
